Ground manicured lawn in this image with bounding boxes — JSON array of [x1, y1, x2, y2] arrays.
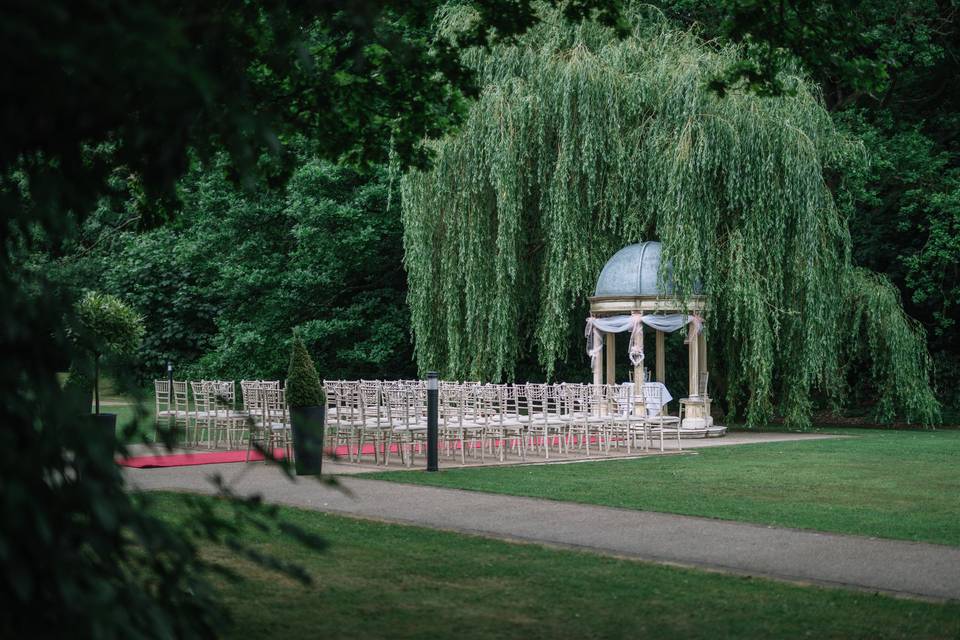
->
[[89, 399, 158, 444], [367, 429, 960, 547], [150, 493, 960, 640], [109, 402, 156, 440]]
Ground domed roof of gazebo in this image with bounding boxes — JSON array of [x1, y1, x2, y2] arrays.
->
[[595, 241, 679, 297]]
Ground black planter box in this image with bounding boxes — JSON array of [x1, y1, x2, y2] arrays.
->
[[289, 405, 325, 476], [93, 412, 117, 447]]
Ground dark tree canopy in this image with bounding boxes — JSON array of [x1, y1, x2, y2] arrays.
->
[[655, 0, 960, 405]]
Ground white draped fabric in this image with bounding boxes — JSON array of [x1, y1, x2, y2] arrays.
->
[[589, 316, 637, 333], [585, 313, 702, 367]]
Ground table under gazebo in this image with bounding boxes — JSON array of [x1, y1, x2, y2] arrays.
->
[[585, 241, 724, 436]]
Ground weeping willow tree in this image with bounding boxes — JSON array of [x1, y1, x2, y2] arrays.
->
[[402, 5, 940, 428]]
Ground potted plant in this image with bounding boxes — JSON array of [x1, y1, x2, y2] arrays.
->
[[286, 332, 325, 475], [67, 291, 145, 442]]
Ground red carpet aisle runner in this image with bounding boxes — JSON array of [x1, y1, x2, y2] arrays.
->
[[119, 449, 288, 468], [121, 436, 584, 468], [120, 445, 399, 468]]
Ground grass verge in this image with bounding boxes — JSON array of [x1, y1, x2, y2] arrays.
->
[[148, 492, 959, 640], [366, 429, 960, 547]]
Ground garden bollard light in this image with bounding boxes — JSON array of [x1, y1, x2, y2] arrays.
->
[[166, 360, 175, 434], [167, 360, 173, 406]]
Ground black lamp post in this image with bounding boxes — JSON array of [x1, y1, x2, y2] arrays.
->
[[166, 360, 174, 406], [426, 371, 439, 472]]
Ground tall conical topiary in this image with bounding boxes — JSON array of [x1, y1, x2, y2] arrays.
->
[[286, 333, 324, 408]]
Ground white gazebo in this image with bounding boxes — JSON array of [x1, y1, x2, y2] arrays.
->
[[585, 241, 723, 436]]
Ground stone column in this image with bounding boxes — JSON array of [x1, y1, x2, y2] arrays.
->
[[633, 325, 644, 395], [697, 329, 707, 392], [688, 327, 699, 397], [683, 324, 708, 430], [655, 330, 665, 383], [605, 333, 616, 385], [592, 333, 603, 386]]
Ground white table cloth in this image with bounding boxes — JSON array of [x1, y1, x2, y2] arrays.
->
[[619, 382, 672, 416]]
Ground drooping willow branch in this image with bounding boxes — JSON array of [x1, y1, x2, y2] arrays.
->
[[402, 6, 939, 427]]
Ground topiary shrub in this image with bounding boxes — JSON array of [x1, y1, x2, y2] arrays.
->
[[286, 332, 324, 408]]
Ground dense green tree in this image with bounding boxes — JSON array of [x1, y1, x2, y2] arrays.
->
[[653, 0, 960, 406], [660, 0, 948, 101], [402, 6, 939, 427], [56, 154, 413, 382]]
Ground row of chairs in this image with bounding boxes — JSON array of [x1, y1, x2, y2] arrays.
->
[[323, 380, 684, 467], [156, 378, 688, 467], [154, 380, 290, 457]]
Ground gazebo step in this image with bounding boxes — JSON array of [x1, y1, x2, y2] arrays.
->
[[677, 425, 727, 438]]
